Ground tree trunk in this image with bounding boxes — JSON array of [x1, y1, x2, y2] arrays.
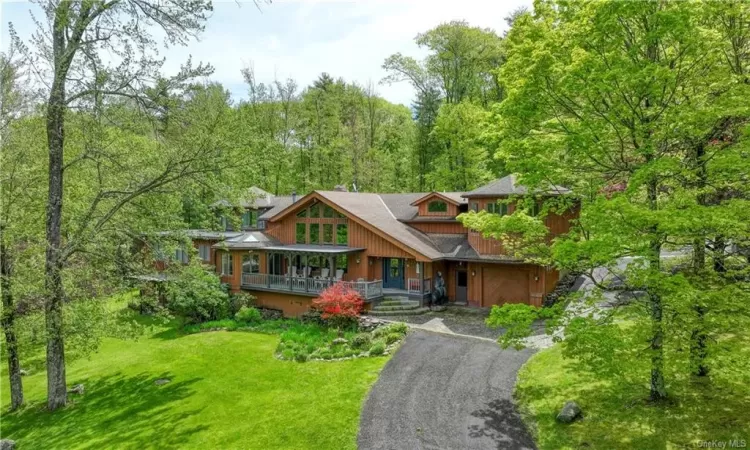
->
[[45, 74, 68, 411], [0, 225, 24, 410], [691, 237, 710, 377], [647, 179, 667, 401]]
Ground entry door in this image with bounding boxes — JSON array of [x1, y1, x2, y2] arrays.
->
[[383, 258, 405, 289], [456, 270, 468, 303]]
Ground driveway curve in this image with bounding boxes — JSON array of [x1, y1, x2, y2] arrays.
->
[[358, 330, 536, 450]]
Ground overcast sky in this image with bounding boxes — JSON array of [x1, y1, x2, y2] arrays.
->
[[1, 0, 530, 107]]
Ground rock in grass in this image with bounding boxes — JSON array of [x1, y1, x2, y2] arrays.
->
[[154, 378, 171, 386], [0, 439, 16, 450], [19, 369, 29, 376], [68, 384, 85, 395], [331, 337, 348, 346], [556, 401, 582, 423]]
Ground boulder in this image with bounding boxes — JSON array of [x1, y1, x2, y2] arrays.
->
[[331, 338, 348, 346], [68, 384, 85, 395], [556, 401, 582, 423], [154, 378, 171, 386], [19, 369, 29, 376], [358, 316, 387, 332], [0, 439, 16, 450]]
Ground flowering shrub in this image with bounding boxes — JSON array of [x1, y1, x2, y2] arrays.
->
[[312, 282, 364, 330]]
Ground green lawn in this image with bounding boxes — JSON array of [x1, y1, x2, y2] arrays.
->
[[515, 345, 750, 449], [0, 320, 388, 449]]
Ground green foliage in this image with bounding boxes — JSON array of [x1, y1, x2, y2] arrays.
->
[[486, 304, 546, 350], [165, 263, 229, 323], [385, 333, 402, 345], [234, 306, 262, 324], [229, 293, 256, 317], [368, 341, 386, 356], [350, 333, 372, 349]]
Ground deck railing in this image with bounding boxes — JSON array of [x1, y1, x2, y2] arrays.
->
[[407, 277, 432, 295], [240, 273, 383, 300]]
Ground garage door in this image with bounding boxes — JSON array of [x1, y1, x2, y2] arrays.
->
[[481, 266, 530, 307]]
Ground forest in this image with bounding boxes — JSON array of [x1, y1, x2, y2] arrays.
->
[[1, 3, 749, 448]]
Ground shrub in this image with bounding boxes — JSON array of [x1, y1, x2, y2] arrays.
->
[[258, 308, 284, 321], [299, 308, 325, 326], [165, 263, 229, 323], [235, 306, 262, 324], [386, 322, 408, 335], [294, 352, 308, 363], [369, 341, 386, 356], [350, 333, 372, 349], [229, 293, 256, 316], [312, 282, 364, 330], [385, 332, 402, 345]]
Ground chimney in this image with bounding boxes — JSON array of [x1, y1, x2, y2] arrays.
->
[[292, 190, 297, 203], [333, 184, 348, 192]]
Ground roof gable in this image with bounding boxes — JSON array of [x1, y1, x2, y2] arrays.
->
[[409, 191, 466, 207]]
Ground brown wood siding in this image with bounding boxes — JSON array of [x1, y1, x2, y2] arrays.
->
[[468, 231, 505, 255], [249, 290, 313, 317], [348, 221, 414, 258], [408, 221, 466, 234]]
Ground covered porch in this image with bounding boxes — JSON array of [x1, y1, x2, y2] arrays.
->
[[241, 244, 384, 300]]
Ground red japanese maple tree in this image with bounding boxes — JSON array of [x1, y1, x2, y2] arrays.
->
[[312, 282, 364, 329]]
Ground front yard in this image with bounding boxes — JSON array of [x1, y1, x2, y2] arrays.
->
[[0, 320, 388, 449], [515, 344, 750, 449]]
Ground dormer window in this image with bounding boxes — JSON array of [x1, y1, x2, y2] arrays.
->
[[427, 201, 448, 213]]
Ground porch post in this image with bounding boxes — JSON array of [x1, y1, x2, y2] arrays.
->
[[287, 253, 293, 291], [329, 255, 335, 284], [304, 254, 309, 292], [267, 253, 271, 288], [419, 261, 425, 304]]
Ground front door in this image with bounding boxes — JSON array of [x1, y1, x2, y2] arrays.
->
[[383, 258, 405, 289], [456, 270, 468, 303]]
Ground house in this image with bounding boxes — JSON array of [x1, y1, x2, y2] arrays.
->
[[184, 175, 578, 317]]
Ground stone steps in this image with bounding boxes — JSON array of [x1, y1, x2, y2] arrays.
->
[[371, 303, 421, 311], [368, 307, 431, 317]]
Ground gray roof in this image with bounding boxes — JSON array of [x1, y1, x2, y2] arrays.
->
[[427, 234, 525, 262], [378, 193, 428, 221], [462, 174, 571, 198], [259, 195, 294, 220], [212, 186, 293, 210], [317, 191, 444, 259], [259, 244, 365, 254], [410, 191, 467, 205], [212, 231, 280, 250]]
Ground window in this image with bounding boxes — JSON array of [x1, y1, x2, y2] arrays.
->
[[310, 204, 320, 218], [487, 202, 508, 216], [296, 223, 306, 244], [241, 210, 257, 229], [242, 254, 259, 274], [221, 253, 233, 276], [175, 247, 189, 264], [335, 210, 345, 218], [323, 224, 333, 244], [198, 244, 210, 261], [257, 219, 266, 230], [323, 205, 334, 218], [310, 223, 320, 244], [427, 201, 448, 212], [336, 224, 348, 245], [154, 243, 166, 261], [296, 208, 308, 218], [470, 202, 479, 212], [220, 216, 230, 231], [530, 202, 541, 217]]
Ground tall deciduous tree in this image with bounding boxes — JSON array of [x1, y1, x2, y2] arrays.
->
[[13, 0, 216, 410], [467, 1, 750, 401]]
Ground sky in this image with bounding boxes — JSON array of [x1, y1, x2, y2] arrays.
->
[[0, 0, 530, 107]]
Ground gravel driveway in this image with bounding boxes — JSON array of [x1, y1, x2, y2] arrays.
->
[[358, 330, 536, 450]]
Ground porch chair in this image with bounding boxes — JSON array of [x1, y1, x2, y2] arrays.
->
[[321, 267, 330, 278], [335, 269, 344, 281]]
